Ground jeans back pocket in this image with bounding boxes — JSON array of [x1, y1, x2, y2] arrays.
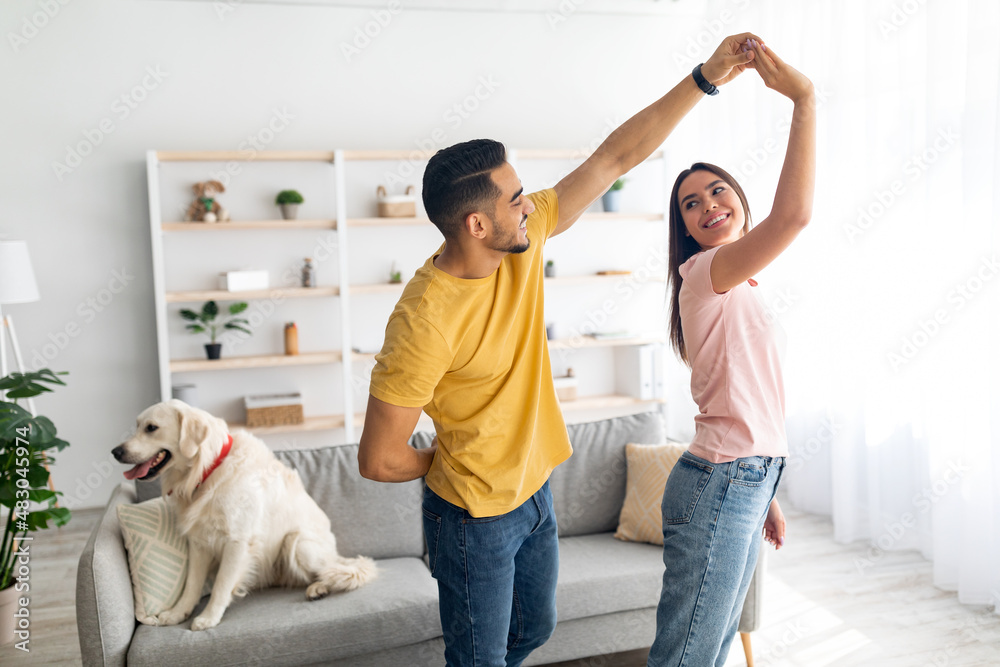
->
[[421, 507, 443, 578], [661, 455, 714, 525]]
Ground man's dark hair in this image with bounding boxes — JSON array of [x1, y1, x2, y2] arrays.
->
[[422, 139, 506, 239]]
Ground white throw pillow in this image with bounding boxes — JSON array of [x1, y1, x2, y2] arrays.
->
[[117, 497, 188, 624]]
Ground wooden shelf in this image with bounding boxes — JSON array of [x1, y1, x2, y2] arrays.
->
[[231, 414, 346, 436], [545, 273, 666, 286], [348, 216, 430, 227], [350, 282, 406, 295], [156, 150, 336, 162], [170, 351, 342, 373], [560, 394, 665, 411], [341, 150, 435, 161], [513, 149, 663, 162], [577, 212, 664, 221], [548, 335, 665, 350], [162, 220, 337, 231], [166, 286, 339, 303]]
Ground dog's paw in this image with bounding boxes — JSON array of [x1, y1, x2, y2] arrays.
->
[[191, 613, 221, 631], [156, 608, 189, 626], [306, 581, 330, 601]]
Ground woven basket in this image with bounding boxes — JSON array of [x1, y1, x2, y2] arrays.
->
[[244, 393, 304, 428], [377, 185, 417, 218]]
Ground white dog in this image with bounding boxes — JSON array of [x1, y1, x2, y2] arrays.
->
[[112, 399, 377, 630]]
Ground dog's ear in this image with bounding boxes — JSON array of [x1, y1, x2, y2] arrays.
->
[[207, 180, 225, 193], [177, 404, 212, 460]]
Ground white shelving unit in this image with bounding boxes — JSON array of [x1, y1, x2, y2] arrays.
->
[[147, 148, 670, 444]]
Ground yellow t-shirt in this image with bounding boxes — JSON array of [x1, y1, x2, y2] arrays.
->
[[369, 188, 572, 517]]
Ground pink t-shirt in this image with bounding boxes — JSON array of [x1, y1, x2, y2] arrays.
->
[[678, 245, 788, 463]]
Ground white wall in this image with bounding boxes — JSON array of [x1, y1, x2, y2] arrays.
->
[[0, 0, 772, 509]]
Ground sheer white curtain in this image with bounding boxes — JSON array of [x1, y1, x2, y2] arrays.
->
[[667, 0, 999, 612]]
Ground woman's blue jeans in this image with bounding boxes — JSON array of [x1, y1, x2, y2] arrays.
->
[[648, 451, 786, 667], [422, 481, 559, 667]]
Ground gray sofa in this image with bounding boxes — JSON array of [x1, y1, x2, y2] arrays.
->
[[76, 411, 765, 666]]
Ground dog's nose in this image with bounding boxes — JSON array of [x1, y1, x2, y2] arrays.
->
[[112, 445, 126, 462]]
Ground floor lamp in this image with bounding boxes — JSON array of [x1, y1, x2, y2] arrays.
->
[[0, 241, 41, 410]]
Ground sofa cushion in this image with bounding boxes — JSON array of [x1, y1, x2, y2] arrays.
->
[[127, 557, 441, 667], [549, 411, 665, 537], [615, 441, 688, 545], [117, 497, 188, 623], [555, 532, 662, 623], [276, 444, 425, 560]]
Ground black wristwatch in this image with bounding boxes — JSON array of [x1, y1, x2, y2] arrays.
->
[[692, 63, 719, 96]]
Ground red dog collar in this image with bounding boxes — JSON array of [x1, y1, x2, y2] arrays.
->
[[199, 433, 233, 488]]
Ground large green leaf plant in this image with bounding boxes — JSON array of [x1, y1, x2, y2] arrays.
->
[[0, 369, 71, 591]]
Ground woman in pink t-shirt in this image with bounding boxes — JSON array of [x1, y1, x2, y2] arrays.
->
[[648, 39, 815, 667]]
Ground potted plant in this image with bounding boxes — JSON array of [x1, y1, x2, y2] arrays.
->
[[179, 300, 251, 359], [389, 261, 402, 284], [545, 260, 556, 278], [602, 178, 627, 213], [0, 369, 71, 646], [275, 190, 304, 220]]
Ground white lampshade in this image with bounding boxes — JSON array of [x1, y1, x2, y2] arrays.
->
[[0, 240, 40, 304]]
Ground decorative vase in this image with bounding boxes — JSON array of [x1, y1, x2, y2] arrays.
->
[[1, 584, 18, 645], [602, 190, 621, 213], [279, 204, 299, 220], [205, 343, 222, 360], [545, 263, 556, 278]]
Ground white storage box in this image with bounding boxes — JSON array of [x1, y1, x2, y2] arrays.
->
[[218, 270, 269, 292]]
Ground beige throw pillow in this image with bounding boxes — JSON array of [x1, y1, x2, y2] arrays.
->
[[117, 497, 188, 624], [614, 441, 689, 546]]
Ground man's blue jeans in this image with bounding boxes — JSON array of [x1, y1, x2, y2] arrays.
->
[[648, 451, 786, 667], [422, 481, 559, 667]]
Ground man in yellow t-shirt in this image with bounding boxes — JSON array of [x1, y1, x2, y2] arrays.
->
[[359, 34, 758, 667]]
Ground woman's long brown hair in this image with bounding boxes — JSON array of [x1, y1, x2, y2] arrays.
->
[[668, 162, 752, 366]]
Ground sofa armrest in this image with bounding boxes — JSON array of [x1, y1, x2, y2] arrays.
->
[[76, 482, 139, 667], [738, 541, 767, 633]]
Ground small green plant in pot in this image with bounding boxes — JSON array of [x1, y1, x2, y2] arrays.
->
[[0, 369, 71, 645], [602, 178, 626, 213], [180, 301, 251, 359], [275, 190, 304, 220]]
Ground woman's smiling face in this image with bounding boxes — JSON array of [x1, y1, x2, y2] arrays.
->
[[677, 169, 747, 249]]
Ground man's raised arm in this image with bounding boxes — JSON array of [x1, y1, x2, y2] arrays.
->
[[550, 32, 760, 237]]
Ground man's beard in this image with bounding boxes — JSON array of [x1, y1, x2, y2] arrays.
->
[[488, 214, 530, 254]]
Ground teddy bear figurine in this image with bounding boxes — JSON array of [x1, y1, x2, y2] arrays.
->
[[184, 180, 231, 223]]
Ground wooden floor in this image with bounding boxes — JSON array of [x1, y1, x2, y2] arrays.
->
[[3, 491, 999, 666]]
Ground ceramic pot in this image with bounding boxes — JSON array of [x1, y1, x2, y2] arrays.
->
[[602, 189, 621, 212], [279, 203, 299, 220], [205, 343, 222, 360]]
